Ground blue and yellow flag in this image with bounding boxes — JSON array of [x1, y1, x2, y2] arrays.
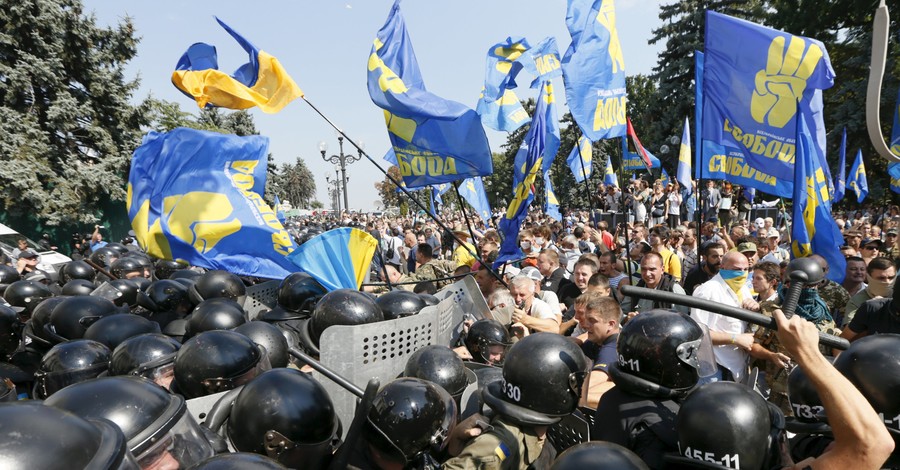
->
[[274, 196, 286, 224], [172, 18, 303, 113], [521, 37, 564, 89], [702, 11, 835, 182], [458, 177, 493, 225], [540, 82, 562, 174], [476, 37, 532, 132], [561, 0, 627, 141], [495, 81, 552, 267], [791, 109, 845, 283], [287, 228, 378, 291], [603, 156, 618, 187], [890, 163, 900, 194], [833, 128, 847, 203], [431, 183, 451, 214], [128, 128, 298, 279], [676, 117, 692, 192], [367, 1, 492, 189], [621, 136, 660, 171], [544, 173, 562, 221], [660, 168, 671, 187], [567, 135, 593, 183], [847, 149, 868, 203]]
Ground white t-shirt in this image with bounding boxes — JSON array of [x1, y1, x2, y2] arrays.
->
[[529, 297, 557, 320], [690, 274, 751, 381], [537, 291, 563, 318]]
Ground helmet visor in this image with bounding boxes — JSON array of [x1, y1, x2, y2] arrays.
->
[[91, 282, 126, 303], [198, 346, 271, 395], [134, 412, 213, 470], [33, 363, 108, 399]]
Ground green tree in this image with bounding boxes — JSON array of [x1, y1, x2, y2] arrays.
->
[[375, 165, 403, 209], [273, 157, 316, 209], [0, 0, 149, 225]]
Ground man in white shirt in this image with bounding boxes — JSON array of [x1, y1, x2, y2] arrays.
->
[[690, 251, 759, 382], [759, 228, 790, 265], [509, 275, 561, 334]]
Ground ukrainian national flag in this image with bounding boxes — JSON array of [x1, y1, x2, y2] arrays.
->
[[287, 227, 378, 291]]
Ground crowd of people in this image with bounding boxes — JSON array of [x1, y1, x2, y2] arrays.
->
[[0, 175, 899, 469]]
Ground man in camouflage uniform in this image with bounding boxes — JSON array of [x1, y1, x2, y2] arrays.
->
[[396, 243, 458, 291], [810, 255, 849, 319]]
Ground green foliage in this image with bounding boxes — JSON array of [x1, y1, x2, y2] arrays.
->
[[271, 157, 317, 209]]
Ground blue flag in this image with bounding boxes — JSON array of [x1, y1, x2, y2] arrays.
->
[[367, 1, 492, 189], [847, 149, 868, 203], [694, 51, 704, 181], [495, 81, 552, 267], [128, 128, 298, 279], [702, 11, 835, 182], [660, 168, 671, 187], [476, 36, 532, 132], [791, 109, 845, 283], [603, 156, 618, 187], [567, 135, 593, 183], [274, 196, 286, 224], [540, 82, 562, 174], [833, 128, 847, 203], [521, 37, 564, 89], [432, 183, 451, 211], [561, 0, 627, 141], [458, 177, 493, 224], [890, 163, 900, 194], [677, 117, 692, 191], [621, 136, 660, 171], [544, 173, 562, 221]]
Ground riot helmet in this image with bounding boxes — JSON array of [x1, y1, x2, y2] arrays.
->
[[0, 402, 138, 470], [376, 290, 426, 320], [403, 344, 472, 400], [173, 330, 269, 399], [110, 257, 144, 280], [299, 289, 384, 355], [58, 260, 96, 284], [258, 272, 326, 321], [552, 442, 649, 470], [24, 296, 67, 349], [155, 259, 188, 280], [233, 321, 289, 369], [33, 339, 111, 399], [186, 453, 287, 469], [139, 279, 192, 314], [4, 279, 53, 318], [463, 319, 512, 366], [786, 364, 831, 434], [62, 279, 96, 296], [187, 270, 247, 306], [227, 368, 340, 469], [105, 242, 131, 256], [84, 313, 162, 349], [419, 293, 440, 306], [91, 279, 141, 308], [365, 378, 457, 466], [90, 246, 121, 269], [163, 318, 189, 343], [170, 269, 203, 285], [45, 295, 122, 344], [482, 332, 588, 426], [667, 381, 783, 470], [184, 298, 246, 340], [110, 333, 181, 388], [0, 264, 20, 291], [0, 304, 23, 358], [609, 309, 707, 399], [45, 376, 214, 469]]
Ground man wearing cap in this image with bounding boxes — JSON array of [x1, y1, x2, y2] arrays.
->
[[885, 228, 899, 261], [15, 250, 39, 276], [759, 228, 789, 265], [859, 237, 883, 266], [844, 230, 863, 256], [451, 226, 477, 269]]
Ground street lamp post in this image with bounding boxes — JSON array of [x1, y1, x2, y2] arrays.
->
[[319, 135, 361, 213]]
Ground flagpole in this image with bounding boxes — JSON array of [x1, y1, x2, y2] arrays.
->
[[616, 140, 633, 280], [301, 96, 508, 288], [452, 182, 479, 245]]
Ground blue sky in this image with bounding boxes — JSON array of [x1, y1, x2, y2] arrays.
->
[[84, 0, 665, 211]]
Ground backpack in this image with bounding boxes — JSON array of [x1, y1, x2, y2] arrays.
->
[[384, 237, 396, 260]]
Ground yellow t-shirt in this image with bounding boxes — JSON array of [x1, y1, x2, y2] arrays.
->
[[658, 248, 682, 280], [453, 242, 476, 268]]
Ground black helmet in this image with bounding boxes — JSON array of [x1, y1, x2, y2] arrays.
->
[[33, 339, 111, 399], [110, 333, 181, 388], [419, 293, 440, 306], [139, 279, 192, 314], [187, 270, 247, 305], [227, 368, 340, 468], [667, 381, 782, 470], [24, 296, 67, 349], [0, 264, 20, 290], [105, 242, 131, 256], [155, 259, 188, 280], [464, 319, 512, 366], [257, 272, 326, 321], [110, 257, 144, 280], [552, 442, 649, 470], [403, 345, 471, 399], [107, 279, 141, 307], [184, 298, 247, 340], [0, 402, 136, 470], [84, 313, 162, 349], [170, 269, 203, 283], [609, 309, 705, 399], [174, 330, 268, 399], [62, 279, 96, 296], [45, 295, 122, 344], [58, 260, 96, 284], [0, 304, 23, 358], [303, 289, 384, 353], [187, 453, 287, 469], [786, 364, 829, 434], [45, 376, 214, 468], [4, 279, 53, 317], [482, 332, 588, 426], [366, 378, 457, 465], [90, 246, 121, 269], [233, 321, 289, 368], [376, 290, 426, 320], [163, 318, 189, 343]]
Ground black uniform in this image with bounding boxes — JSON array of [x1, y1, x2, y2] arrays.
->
[[847, 298, 900, 335], [592, 387, 680, 469]]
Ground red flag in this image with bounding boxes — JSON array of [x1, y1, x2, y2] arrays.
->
[[627, 118, 652, 172]]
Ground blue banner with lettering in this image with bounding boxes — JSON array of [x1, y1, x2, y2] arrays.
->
[[567, 135, 593, 183], [561, 0, 627, 141], [367, 1, 492, 189], [128, 128, 298, 279], [621, 136, 660, 171], [521, 37, 564, 88], [702, 11, 835, 182], [457, 177, 493, 224], [540, 82, 562, 174], [476, 37, 532, 133]]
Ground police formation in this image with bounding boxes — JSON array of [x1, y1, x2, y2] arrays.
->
[[0, 218, 898, 470]]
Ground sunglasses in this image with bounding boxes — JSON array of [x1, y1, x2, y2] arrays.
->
[[862, 246, 880, 251]]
